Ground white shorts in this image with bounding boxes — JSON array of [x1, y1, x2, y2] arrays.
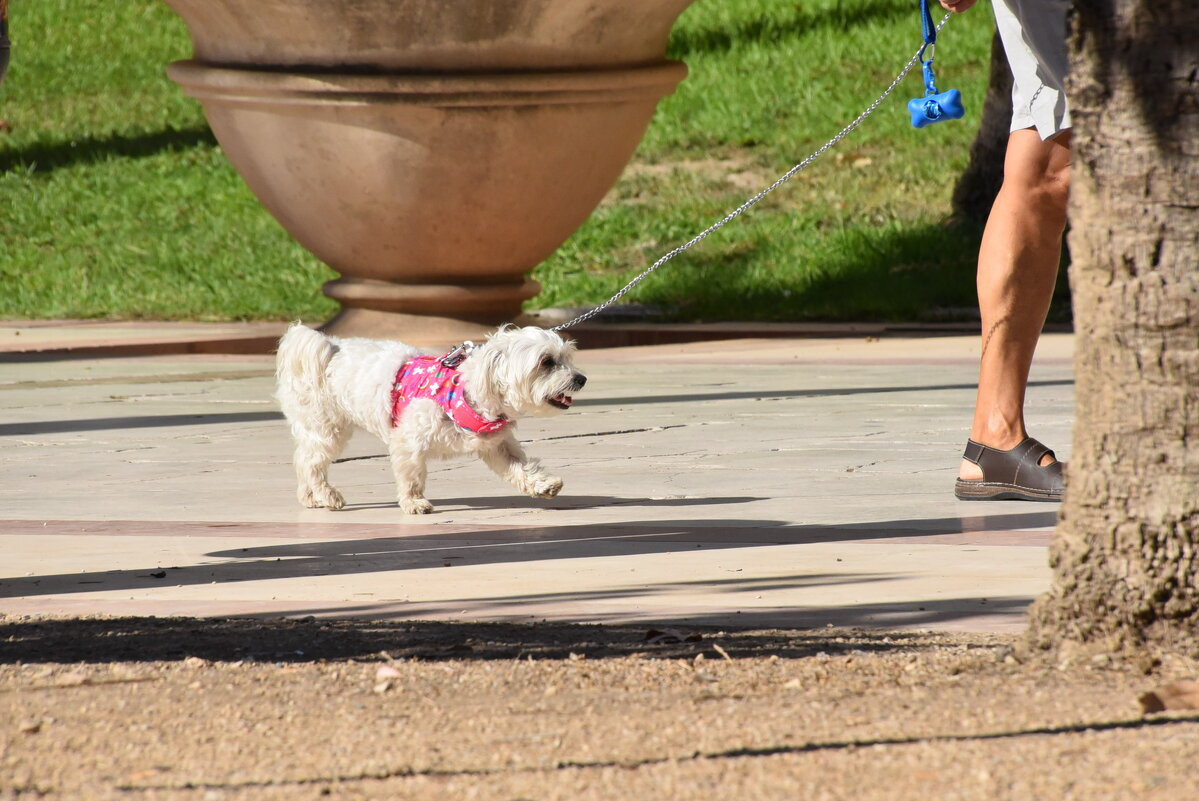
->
[[992, 0, 1071, 139]]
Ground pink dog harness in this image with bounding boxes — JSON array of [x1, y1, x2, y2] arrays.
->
[[390, 355, 510, 434]]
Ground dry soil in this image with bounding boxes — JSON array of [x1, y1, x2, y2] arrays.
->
[[3, 616, 1198, 800]]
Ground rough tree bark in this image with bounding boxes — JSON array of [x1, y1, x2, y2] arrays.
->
[[950, 27, 1012, 225], [1027, 0, 1199, 658]]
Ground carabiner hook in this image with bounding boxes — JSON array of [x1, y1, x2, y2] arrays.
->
[[440, 341, 476, 368]]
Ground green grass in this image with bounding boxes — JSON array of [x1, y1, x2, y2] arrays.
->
[[0, 0, 337, 320], [0, 0, 1000, 323]]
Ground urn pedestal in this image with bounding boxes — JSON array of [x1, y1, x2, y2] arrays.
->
[[163, 0, 694, 345]]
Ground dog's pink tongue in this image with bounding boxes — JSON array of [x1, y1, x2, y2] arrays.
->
[[555, 394, 573, 406]]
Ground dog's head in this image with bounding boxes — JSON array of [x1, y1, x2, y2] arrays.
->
[[460, 326, 586, 419]]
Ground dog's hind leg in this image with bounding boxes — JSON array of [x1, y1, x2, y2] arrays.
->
[[292, 419, 351, 510], [482, 436, 563, 499], [277, 324, 349, 510]]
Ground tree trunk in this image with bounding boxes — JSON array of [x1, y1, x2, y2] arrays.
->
[[950, 27, 1012, 224], [1027, 0, 1199, 659]]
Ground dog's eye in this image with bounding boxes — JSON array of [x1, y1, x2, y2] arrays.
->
[[540, 355, 556, 370]]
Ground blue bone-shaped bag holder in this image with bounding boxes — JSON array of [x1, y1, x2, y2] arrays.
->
[[908, 0, 964, 128], [908, 58, 964, 127]]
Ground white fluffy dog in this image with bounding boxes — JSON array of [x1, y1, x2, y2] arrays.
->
[[275, 323, 586, 514]]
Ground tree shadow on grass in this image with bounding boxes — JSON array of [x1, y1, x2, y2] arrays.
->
[[634, 221, 1072, 325], [0, 124, 216, 174]]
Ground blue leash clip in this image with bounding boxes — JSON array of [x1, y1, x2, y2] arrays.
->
[[908, 0, 964, 128]]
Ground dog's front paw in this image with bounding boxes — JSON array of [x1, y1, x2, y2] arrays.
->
[[400, 497, 435, 515], [300, 487, 345, 511], [530, 477, 563, 499]]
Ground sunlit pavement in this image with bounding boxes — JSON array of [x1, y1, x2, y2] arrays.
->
[[0, 322, 1074, 632]]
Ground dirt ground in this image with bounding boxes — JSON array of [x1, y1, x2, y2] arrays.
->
[[3, 615, 1198, 800]]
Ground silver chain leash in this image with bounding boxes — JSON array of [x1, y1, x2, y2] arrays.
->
[[551, 13, 951, 333]]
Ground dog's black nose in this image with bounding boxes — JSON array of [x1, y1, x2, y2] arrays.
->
[[572, 373, 587, 390]]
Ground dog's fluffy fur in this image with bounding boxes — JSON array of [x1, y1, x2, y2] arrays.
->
[[276, 324, 586, 514]]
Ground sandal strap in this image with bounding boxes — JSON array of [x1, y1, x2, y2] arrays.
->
[[962, 437, 1063, 492]]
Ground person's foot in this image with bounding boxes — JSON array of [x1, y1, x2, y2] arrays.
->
[[959, 441, 1056, 480], [955, 437, 1064, 501]]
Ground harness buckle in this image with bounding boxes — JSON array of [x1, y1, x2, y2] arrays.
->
[[440, 341, 475, 368]]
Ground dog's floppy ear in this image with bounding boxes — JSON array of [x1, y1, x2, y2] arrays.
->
[[464, 340, 506, 407]]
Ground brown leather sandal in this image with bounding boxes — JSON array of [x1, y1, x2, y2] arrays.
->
[[954, 437, 1065, 502]]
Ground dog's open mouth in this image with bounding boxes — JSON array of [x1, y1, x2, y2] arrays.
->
[[548, 394, 574, 410]]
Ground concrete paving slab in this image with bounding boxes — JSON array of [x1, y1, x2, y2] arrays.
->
[[0, 319, 288, 357], [0, 331, 1074, 632], [0, 317, 1024, 355]]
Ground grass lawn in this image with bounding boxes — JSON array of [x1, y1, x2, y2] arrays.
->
[[0, 0, 1006, 323]]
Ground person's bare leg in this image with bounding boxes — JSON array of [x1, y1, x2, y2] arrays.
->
[[960, 127, 1070, 481]]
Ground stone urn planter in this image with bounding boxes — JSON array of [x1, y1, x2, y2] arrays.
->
[[162, 0, 694, 344]]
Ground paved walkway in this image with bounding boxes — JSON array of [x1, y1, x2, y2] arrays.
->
[[0, 322, 1075, 632]]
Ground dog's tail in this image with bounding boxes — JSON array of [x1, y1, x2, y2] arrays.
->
[[275, 323, 336, 415]]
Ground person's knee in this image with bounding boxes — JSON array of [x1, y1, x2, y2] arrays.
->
[[1004, 128, 1070, 191], [1040, 146, 1071, 205], [1001, 144, 1070, 225], [1033, 163, 1070, 218]]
